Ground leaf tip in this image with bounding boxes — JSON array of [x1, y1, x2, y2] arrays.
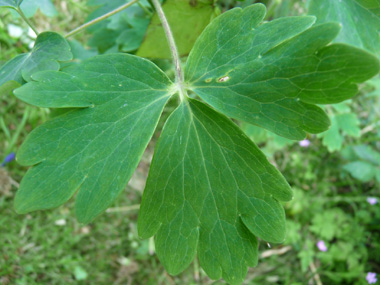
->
[[242, 3, 267, 22], [308, 15, 317, 25]]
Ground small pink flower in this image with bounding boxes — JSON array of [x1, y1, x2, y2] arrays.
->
[[366, 272, 377, 284], [299, 139, 310, 147], [316, 240, 327, 252], [367, 197, 378, 205]]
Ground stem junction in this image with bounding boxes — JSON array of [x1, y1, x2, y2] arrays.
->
[[151, 0, 186, 101]]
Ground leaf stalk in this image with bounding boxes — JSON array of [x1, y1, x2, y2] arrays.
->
[[151, 0, 186, 101], [16, 7, 39, 35], [64, 0, 139, 38]]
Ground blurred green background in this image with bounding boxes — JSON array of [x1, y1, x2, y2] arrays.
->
[[1, 0, 379, 284]]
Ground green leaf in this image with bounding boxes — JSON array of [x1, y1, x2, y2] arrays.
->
[[331, 101, 351, 113], [60, 40, 98, 69], [19, 0, 57, 17], [0, 0, 22, 9], [336, 113, 360, 139], [0, 80, 21, 97], [353, 144, 380, 166], [86, 2, 149, 53], [308, 0, 380, 56], [0, 32, 72, 90], [321, 117, 343, 152], [116, 17, 150, 52], [298, 241, 314, 272], [241, 123, 268, 144], [376, 171, 380, 183], [242, 123, 294, 156], [319, 112, 360, 152], [343, 161, 376, 182], [86, 0, 127, 29], [310, 209, 347, 241], [73, 266, 88, 281], [137, 0, 217, 58], [13, 54, 173, 224], [68, 40, 98, 62], [138, 99, 292, 284], [185, 4, 380, 140]]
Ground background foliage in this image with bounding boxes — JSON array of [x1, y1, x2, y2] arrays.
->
[[0, 0, 379, 284]]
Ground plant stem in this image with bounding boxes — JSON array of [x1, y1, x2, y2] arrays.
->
[[138, 2, 153, 16], [16, 7, 39, 35], [105, 204, 140, 213], [151, 0, 185, 100], [65, 0, 139, 39], [5, 106, 30, 155]]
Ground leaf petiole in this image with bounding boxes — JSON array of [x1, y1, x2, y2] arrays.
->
[[64, 0, 139, 39], [151, 0, 186, 101], [5, 106, 30, 155], [16, 6, 39, 35], [137, 1, 153, 17]]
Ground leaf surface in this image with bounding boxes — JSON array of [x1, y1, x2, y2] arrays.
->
[[319, 112, 360, 152], [13, 54, 173, 223], [137, 0, 217, 58], [116, 17, 150, 52], [138, 99, 292, 284], [185, 4, 380, 140], [336, 113, 360, 137], [353, 145, 380, 166], [86, 1, 149, 53], [343, 161, 377, 182], [0, 0, 22, 8], [308, 0, 380, 56], [321, 117, 343, 152], [19, 0, 57, 17], [0, 32, 72, 89], [0, 80, 21, 97]]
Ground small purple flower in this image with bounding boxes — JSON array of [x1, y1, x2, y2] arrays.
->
[[366, 272, 377, 284], [367, 197, 378, 205], [316, 240, 327, 252], [1, 152, 16, 167], [299, 139, 310, 148]]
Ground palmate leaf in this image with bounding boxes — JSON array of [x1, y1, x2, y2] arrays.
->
[[14, 54, 173, 223], [0, 32, 72, 95], [308, 0, 380, 56], [185, 4, 379, 140], [138, 99, 292, 283], [13, 3, 380, 284]]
